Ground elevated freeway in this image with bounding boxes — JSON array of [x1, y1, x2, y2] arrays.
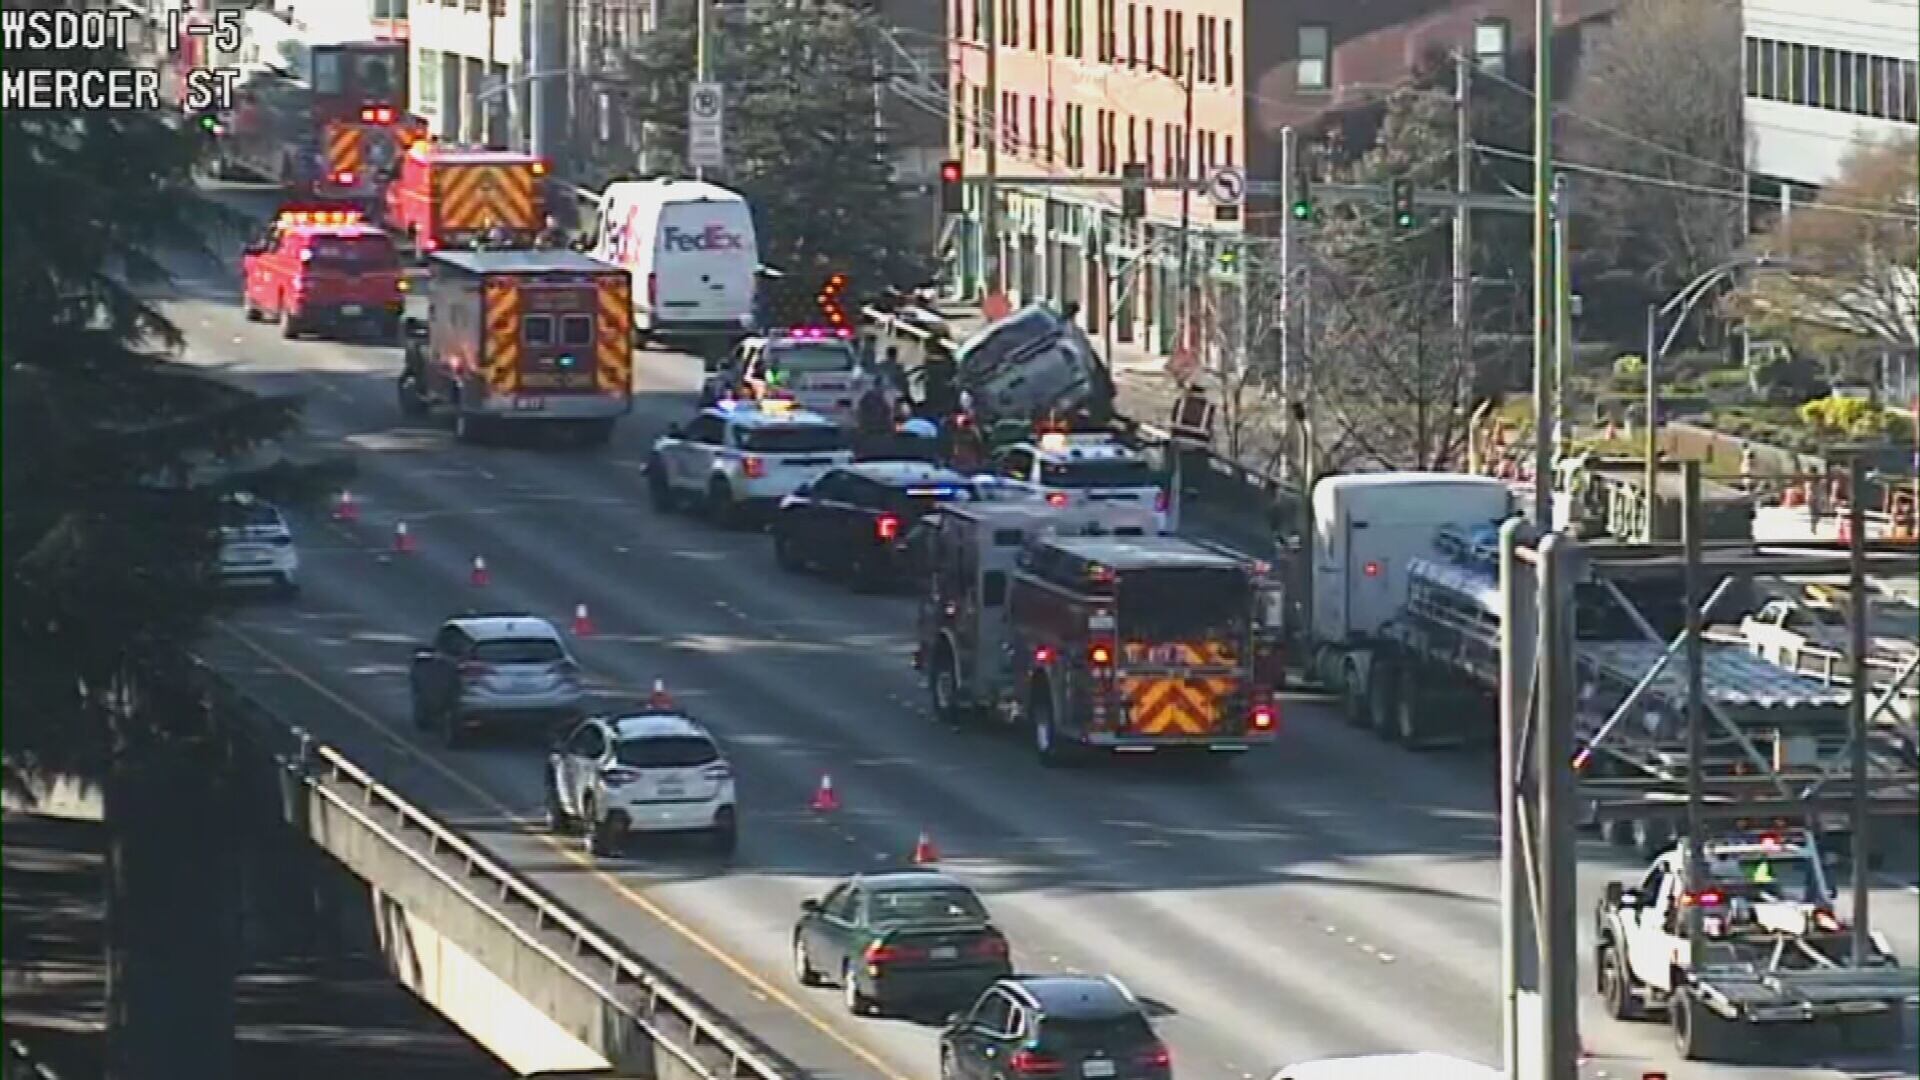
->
[[164, 193, 1918, 1080]]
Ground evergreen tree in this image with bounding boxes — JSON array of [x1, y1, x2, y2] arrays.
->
[[3, 25, 305, 1080], [620, 1, 922, 294]]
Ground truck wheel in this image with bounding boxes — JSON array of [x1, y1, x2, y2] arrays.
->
[[279, 300, 300, 339], [1597, 941, 1644, 1020], [930, 646, 966, 725], [1030, 682, 1074, 768], [706, 478, 739, 528], [648, 458, 678, 512], [243, 298, 263, 322], [1365, 659, 1398, 738], [1339, 658, 1368, 728], [1393, 666, 1426, 746], [545, 777, 575, 834], [1670, 987, 1728, 1061]]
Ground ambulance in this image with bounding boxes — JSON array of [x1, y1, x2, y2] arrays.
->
[[590, 178, 759, 358]]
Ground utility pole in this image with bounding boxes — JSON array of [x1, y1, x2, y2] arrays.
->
[[982, 0, 1000, 294], [1529, 0, 1554, 529], [1278, 124, 1296, 475], [1453, 51, 1472, 335], [1642, 304, 1660, 540], [530, 0, 559, 161], [1174, 48, 1196, 355], [693, 0, 710, 180], [1551, 172, 1570, 468]]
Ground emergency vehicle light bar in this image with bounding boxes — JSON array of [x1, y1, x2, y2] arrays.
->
[[278, 209, 363, 227], [359, 106, 397, 124], [772, 327, 854, 340]]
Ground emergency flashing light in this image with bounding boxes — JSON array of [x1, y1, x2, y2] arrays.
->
[[332, 170, 357, 186], [1046, 492, 1070, 507], [1680, 889, 1725, 908], [1250, 702, 1278, 730], [531, 159, 549, 176], [1033, 645, 1057, 665], [1039, 431, 1069, 452], [410, 140, 434, 160], [876, 513, 901, 542], [557, 354, 577, 369], [1088, 643, 1113, 666], [278, 209, 363, 228]]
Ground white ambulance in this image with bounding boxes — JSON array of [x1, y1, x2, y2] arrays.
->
[[591, 178, 759, 357]]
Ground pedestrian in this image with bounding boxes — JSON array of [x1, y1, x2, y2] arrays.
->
[[1061, 300, 1081, 324]]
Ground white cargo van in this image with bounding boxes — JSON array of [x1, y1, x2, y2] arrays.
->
[[1273, 1054, 1501, 1080], [592, 179, 759, 356]]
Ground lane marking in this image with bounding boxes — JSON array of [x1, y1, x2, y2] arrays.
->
[[215, 621, 915, 1080]]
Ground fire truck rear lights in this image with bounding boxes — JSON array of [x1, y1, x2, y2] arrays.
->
[[331, 170, 358, 186], [876, 514, 901, 541], [1034, 645, 1056, 665], [532, 160, 550, 175], [1088, 643, 1113, 666], [1045, 492, 1070, 507], [1250, 702, 1278, 730], [1680, 889, 1725, 908], [1813, 910, 1841, 932], [279, 210, 363, 227]]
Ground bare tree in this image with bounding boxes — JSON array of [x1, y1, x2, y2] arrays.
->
[[1567, 0, 1747, 297], [1729, 136, 1920, 355], [1190, 243, 1290, 474]]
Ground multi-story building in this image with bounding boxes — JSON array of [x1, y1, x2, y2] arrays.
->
[[1742, 0, 1918, 188], [947, 0, 1616, 358], [406, 0, 525, 145]]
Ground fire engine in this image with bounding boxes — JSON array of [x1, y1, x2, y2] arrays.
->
[[915, 503, 1285, 764], [385, 143, 550, 256], [210, 10, 419, 204], [398, 250, 635, 447]]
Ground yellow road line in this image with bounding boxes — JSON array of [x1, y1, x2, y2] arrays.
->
[[215, 621, 913, 1080]]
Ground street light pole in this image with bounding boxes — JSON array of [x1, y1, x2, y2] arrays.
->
[[1174, 48, 1196, 357], [982, 0, 1000, 295], [1529, 0, 1554, 532]]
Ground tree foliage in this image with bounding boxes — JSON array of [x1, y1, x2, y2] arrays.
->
[[1295, 87, 1505, 472], [620, 1, 922, 291], [1566, 0, 1746, 298], [1728, 136, 1920, 355], [3, 26, 305, 1080]]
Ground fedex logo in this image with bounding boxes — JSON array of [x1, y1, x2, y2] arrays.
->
[[664, 225, 744, 252]]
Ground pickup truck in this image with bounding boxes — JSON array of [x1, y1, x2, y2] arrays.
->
[[1715, 596, 1919, 728], [1593, 828, 1915, 1061]]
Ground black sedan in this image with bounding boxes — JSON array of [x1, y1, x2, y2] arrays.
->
[[942, 975, 1173, 1080], [771, 461, 976, 589], [791, 870, 1012, 1015]]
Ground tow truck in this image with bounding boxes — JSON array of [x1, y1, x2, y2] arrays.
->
[[397, 250, 634, 445], [915, 502, 1285, 764], [384, 142, 551, 257], [1593, 827, 1915, 1060]]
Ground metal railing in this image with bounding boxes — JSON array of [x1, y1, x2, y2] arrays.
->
[[205, 665, 799, 1080], [3, 1040, 60, 1080]]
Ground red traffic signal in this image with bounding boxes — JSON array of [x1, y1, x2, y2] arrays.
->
[[940, 160, 962, 183], [939, 159, 964, 213]]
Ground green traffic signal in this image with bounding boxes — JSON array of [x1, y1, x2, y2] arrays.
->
[[1290, 200, 1312, 221], [1395, 210, 1415, 228]]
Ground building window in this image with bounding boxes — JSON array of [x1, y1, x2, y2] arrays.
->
[[1065, 0, 1082, 58], [954, 0, 965, 44], [1473, 19, 1509, 76], [1028, 96, 1039, 155], [1223, 19, 1233, 86], [1004, 0, 1019, 48], [417, 48, 440, 108], [1028, 0, 1038, 49], [1172, 11, 1184, 78], [1102, 0, 1118, 63], [1162, 9, 1173, 73], [1046, 98, 1056, 162], [1144, 118, 1154, 175], [1127, 115, 1138, 164], [971, 86, 987, 149], [953, 81, 967, 152], [1224, 133, 1233, 166], [972, 0, 986, 43], [1143, 6, 1154, 70], [1010, 93, 1023, 151], [1127, 3, 1136, 65], [1297, 24, 1329, 90], [1745, 36, 1920, 122]]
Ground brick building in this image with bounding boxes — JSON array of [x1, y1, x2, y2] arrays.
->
[[947, 0, 1618, 358]]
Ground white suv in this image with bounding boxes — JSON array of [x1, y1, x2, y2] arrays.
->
[[217, 494, 301, 595], [546, 693, 739, 856], [647, 400, 853, 525], [990, 433, 1168, 531]]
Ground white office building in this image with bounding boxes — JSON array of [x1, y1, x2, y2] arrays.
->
[[406, 0, 527, 145], [1743, 0, 1918, 187]]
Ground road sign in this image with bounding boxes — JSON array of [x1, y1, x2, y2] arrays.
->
[[688, 81, 724, 170], [1206, 167, 1245, 207]]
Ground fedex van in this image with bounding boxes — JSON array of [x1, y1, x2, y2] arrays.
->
[[592, 178, 759, 357]]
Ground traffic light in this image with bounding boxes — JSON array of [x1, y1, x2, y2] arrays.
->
[[1289, 156, 1313, 221], [939, 160, 964, 213], [1121, 161, 1147, 219], [817, 272, 850, 327], [1390, 178, 1416, 229]]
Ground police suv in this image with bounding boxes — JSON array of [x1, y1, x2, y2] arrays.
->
[[647, 399, 854, 525], [989, 431, 1169, 530]]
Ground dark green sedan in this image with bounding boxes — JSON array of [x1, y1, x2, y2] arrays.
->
[[791, 870, 1013, 1016]]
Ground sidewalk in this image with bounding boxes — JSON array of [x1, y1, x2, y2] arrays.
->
[[1, 813, 513, 1080]]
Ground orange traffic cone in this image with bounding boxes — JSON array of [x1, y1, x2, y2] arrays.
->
[[910, 830, 939, 865], [470, 555, 490, 586], [810, 774, 840, 813], [393, 520, 415, 554], [572, 603, 594, 636], [333, 489, 360, 522]]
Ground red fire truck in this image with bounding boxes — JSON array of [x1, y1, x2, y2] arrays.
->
[[213, 34, 420, 205], [915, 503, 1286, 765]]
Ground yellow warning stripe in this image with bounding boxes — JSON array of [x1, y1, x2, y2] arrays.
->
[[325, 124, 362, 177], [1117, 640, 1240, 735], [482, 280, 520, 394], [595, 275, 632, 394], [437, 163, 538, 234]]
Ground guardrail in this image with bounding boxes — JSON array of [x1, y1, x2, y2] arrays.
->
[[3, 1040, 59, 1080], [205, 663, 800, 1080]]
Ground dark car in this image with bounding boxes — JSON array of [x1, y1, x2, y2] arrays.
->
[[941, 976, 1171, 1080], [791, 870, 1012, 1015], [772, 461, 976, 588]]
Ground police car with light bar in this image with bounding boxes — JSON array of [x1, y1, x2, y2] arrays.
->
[[987, 431, 1169, 531], [546, 681, 739, 857], [703, 327, 876, 428], [648, 398, 855, 525]]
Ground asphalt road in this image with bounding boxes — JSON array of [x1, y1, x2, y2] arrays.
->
[[169, 191, 1918, 1080]]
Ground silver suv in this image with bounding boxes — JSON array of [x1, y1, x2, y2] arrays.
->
[[409, 615, 584, 747]]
